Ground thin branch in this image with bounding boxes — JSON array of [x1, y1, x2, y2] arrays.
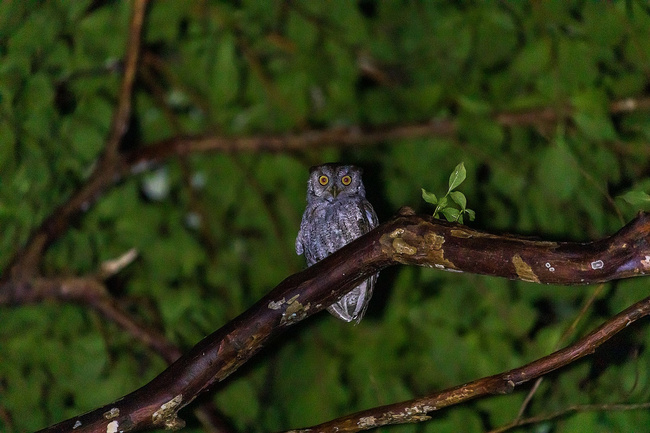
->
[[2, 0, 149, 281], [2, 171, 126, 281], [123, 97, 650, 165], [490, 402, 650, 433], [32, 211, 650, 433], [103, 0, 148, 158], [0, 276, 181, 363], [124, 121, 456, 168], [295, 293, 650, 433]]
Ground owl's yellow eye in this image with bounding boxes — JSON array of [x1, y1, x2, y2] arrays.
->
[[341, 175, 352, 185], [318, 175, 329, 186]]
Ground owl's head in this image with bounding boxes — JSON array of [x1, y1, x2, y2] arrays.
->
[[307, 163, 366, 203]]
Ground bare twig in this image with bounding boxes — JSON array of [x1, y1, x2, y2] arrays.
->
[[99, 248, 139, 279], [103, 0, 148, 158], [124, 94, 650, 167], [491, 402, 650, 433], [0, 276, 181, 363]]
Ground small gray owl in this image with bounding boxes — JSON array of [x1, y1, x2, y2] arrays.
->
[[296, 163, 379, 323]]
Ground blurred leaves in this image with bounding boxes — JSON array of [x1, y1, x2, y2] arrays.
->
[[2, 2, 650, 433]]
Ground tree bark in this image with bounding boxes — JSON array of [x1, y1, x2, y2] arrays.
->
[[35, 210, 650, 433]]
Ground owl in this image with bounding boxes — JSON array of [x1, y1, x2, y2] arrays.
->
[[296, 163, 379, 323]]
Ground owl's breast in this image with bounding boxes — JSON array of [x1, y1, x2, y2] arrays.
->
[[302, 199, 373, 265]]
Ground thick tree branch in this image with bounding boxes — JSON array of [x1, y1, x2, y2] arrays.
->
[[0, 276, 236, 433], [3, 95, 650, 285], [376, 210, 650, 284], [35, 211, 650, 433]]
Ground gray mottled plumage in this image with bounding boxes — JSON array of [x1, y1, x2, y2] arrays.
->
[[296, 163, 379, 323]]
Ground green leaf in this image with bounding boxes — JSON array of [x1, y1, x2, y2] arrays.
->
[[421, 188, 438, 205], [448, 162, 467, 191], [441, 207, 461, 222], [619, 190, 650, 206], [449, 191, 466, 209], [0, 121, 16, 169], [557, 38, 598, 92], [465, 208, 476, 221]]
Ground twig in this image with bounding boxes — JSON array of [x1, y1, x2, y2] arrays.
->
[[103, 0, 148, 158], [490, 402, 650, 433], [99, 248, 139, 279], [0, 276, 181, 363]]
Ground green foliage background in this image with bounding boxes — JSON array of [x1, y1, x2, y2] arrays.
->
[[2, 1, 650, 432]]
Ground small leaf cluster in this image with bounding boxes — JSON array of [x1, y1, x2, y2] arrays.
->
[[422, 162, 475, 224]]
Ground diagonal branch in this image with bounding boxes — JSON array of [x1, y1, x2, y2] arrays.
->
[[0, 275, 236, 433], [34, 211, 650, 433], [2, 0, 149, 281], [490, 402, 650, 433], [297, 292, 650, 432], [0, 276, 181, 363]]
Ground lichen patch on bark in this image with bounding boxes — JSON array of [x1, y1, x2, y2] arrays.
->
[[512, 254, 540, 283]]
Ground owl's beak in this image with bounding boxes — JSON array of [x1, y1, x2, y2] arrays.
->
[[330, 185, 340, 198]]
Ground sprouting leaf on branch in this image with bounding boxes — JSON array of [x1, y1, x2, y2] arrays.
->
[[449, 190, 466, 208], [422, 162, 475, 224], [448, 162, 467, 191], [421, 188, 438, 205]]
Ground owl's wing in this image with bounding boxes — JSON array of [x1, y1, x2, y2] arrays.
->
[[362, 199, 379, 230], [296, 213, 307, 256]]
